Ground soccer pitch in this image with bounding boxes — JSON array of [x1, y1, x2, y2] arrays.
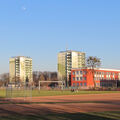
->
[[0, 89, 120, 98], [0, 91, 120, 120]]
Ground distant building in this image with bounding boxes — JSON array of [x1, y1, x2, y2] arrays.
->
[[71, 68, 120, 88], [58, 50, 85, 87], [9, 56, 33, 83]]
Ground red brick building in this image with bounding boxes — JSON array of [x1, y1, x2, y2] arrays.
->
[[71, 68, 120, 88]]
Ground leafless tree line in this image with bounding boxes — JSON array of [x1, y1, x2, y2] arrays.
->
[[0, 73, 9, 87], [0, 71, 58, 87], [33, 71, 58, 87]]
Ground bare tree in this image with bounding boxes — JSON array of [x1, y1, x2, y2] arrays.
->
[[39, 74, 46, 87], [87, 56, 101, 88], [0, 73, 9, 86], [33, 71, 58, 87]]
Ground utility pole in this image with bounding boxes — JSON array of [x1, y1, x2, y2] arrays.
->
[[39, 81, 40, 91]]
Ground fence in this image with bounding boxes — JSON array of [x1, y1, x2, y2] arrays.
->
[[6, 82, 32, 101]]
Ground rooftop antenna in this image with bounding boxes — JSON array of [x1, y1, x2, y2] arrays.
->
[[66, 44, 68, 51]]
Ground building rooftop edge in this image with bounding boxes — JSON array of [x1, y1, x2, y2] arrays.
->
[[71, 68, 120, 72], [10, 56, 32, 59], [59, 50, 85, 53]]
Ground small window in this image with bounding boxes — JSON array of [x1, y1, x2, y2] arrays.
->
[[77, 77, 79, 81], [84, 83, 86, 86], [72, 72, 75, 75], [73, 77, 75, 81], [97, 83, 99, 86], [80, 71, 83, 74], [73, 83, 75, 86], [77, 83, 79, 86], [80, 77, 82, 80], [83, 71, 87, 75], [80, 83, 82, 86], [76, 71, 79, 75], [84, 77, 86, 80]]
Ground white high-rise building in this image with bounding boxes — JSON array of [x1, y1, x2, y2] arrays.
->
[[58, 50, 85, 87], [9, 56, 32, 83]]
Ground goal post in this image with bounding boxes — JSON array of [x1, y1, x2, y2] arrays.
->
[[38, 81, 64, 90], [6, 82, 32, 101]]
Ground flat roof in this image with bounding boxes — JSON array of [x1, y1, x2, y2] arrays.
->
[[72, 68, 120, 72], [59, 50, 85, 54], [11, 56, 32, 59]]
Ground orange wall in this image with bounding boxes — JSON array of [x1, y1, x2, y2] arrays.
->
[[71, 69, 120, 87]]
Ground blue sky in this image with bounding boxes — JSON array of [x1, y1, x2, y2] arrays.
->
[[0, 0, 120, 73]]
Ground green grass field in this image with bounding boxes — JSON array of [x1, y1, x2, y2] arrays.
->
[[0, 89, 120, 98]]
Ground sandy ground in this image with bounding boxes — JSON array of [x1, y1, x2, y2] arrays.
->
[[0, 93, 120, 116]]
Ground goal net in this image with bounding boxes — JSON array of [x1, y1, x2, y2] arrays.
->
[[6, 82, 32, 101]]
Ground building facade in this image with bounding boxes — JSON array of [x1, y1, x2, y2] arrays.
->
[[9, 56, 33, 83], [58, 50, 85, 87], [71, 68, 120, 88]]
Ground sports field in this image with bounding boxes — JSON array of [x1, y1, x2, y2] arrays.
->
[[1, 89, 120, 98], [0, 90, 120, 120]]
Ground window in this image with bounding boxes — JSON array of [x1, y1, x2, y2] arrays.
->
[[77, 77, 79, 81], [73, 77, 75, 81], [76, 71, 79, 75], [80, 83, 82, 86], [84, 83, 86, 86], [80, 77, 82, 80], [73, 83, 75, 86], [83, 71, 87, 75], [72, 72, 75, 75], [77, 83, 79, 87], [80, 71, 83, 74], [97, 83, 99, 86], [84, 77, 86, 80]]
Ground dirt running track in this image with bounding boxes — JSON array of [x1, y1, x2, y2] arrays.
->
[[0, 93, 120, 116]]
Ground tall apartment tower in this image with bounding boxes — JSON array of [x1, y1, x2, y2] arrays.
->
[[9, 56, 33, 83], [58, 50, 85, 87]]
